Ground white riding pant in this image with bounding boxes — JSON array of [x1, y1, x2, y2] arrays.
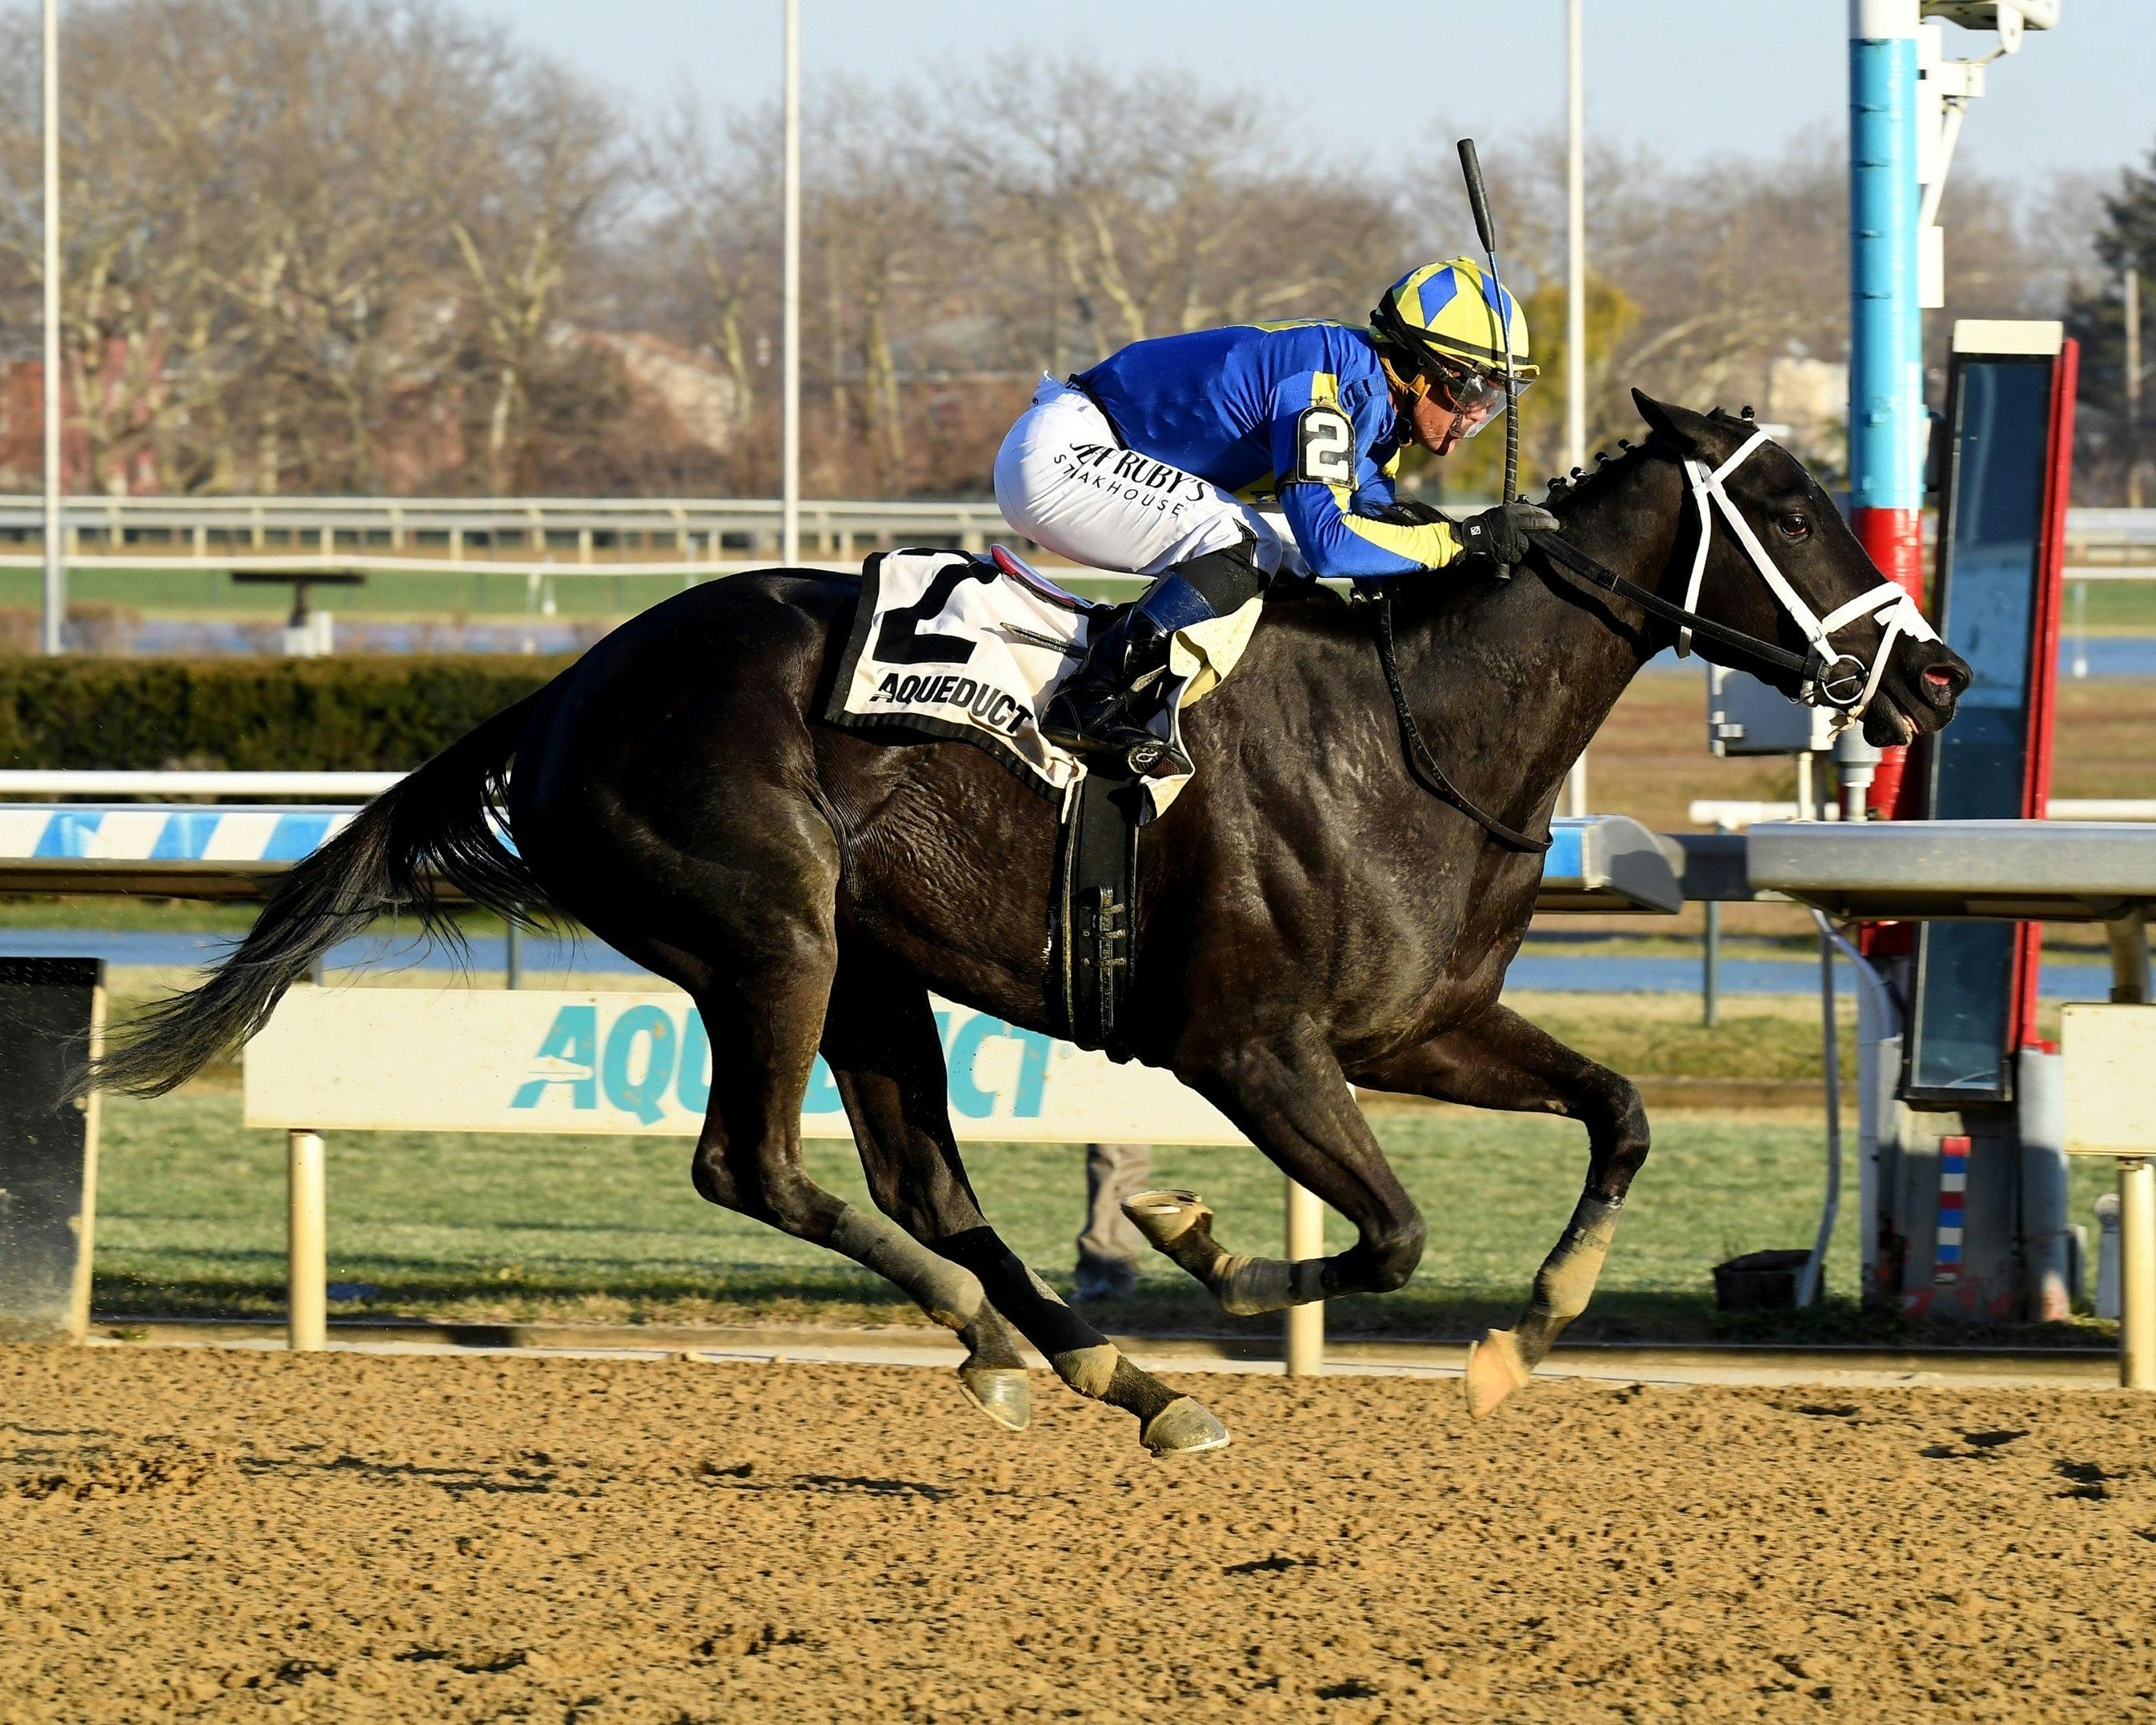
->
[[993, 376, 1307, 581]]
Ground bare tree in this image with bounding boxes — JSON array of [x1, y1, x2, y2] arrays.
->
[[0, 16, 2107, 504]]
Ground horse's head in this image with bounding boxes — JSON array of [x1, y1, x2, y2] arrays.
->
[[1631, 390, 1970, 748]]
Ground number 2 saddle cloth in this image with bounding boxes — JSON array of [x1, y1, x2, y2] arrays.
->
[[824, 545, 1260, 818]]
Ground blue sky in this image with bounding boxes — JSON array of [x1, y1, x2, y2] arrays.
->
[[452, 0, 2152, 197]]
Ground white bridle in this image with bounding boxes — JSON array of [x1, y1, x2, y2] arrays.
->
[[1674, 428, 1939, 720]]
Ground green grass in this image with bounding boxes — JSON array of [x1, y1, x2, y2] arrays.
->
[[87, 1085, 2116, 1346], [0, 896, 513, 935], [4, 560, 2150, 628], [0, 562, 704, 620], [0, 560, 1145, 624], [2068, 577, 2156, 634]]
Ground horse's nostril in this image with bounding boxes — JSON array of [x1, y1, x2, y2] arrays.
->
[[1923, 667, 1956, 688]]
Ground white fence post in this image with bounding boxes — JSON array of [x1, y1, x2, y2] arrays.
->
[[1284, 1177, 1324, 1377], [287, 1129, 327, 1351], [2124, 1157, 2155, 1392]]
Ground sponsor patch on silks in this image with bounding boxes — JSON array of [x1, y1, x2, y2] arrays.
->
[[824, 548, 1256, 816]]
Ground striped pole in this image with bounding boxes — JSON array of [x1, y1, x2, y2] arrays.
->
[[1934, 1133, 1970, 1285], [1848, 0, 1924, 816]]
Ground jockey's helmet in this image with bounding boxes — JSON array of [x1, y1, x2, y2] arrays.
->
[[1371, 258, 1538, 443]]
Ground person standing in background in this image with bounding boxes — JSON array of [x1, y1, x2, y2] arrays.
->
[[1074, 1141, 1152, 1302]]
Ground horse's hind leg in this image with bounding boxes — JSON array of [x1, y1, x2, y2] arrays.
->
[[1129, 1017, 1426, 1313], [683, 949, 1037, 1434], [639, 891, 1010, 1438], [1355, 1003, 1649, 1418], [818, 948, 1032, 1431], [821, 950, 1227, 1456]]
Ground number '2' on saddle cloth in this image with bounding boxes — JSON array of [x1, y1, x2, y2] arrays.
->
[[824, 547, 1260, 818]]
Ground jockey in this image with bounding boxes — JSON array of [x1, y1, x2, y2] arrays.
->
[[995, 257, 1559, 764]]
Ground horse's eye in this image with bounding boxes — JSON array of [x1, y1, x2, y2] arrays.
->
[[1778, 511, 1810, 542]]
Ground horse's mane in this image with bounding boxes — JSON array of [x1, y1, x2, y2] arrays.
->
[[1539, 440, 1650, 511], [1541, 403, 1765, 512], [1278, 400, 1760, 632]]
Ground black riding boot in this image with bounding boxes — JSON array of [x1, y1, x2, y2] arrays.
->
[[1040, 576, 1219, 772], [1040, 546, 1265, 772]]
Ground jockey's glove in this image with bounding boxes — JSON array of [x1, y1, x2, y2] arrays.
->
[[1453, 501, 1560, 576]]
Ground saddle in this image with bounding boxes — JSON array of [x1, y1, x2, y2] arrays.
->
[[824, 545, 1256, 1054]]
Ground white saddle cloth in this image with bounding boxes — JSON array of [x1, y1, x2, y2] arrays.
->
[[827, 547, 1259, 817]]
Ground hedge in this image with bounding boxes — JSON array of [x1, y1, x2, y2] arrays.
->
[[0, 657, 575, 771]]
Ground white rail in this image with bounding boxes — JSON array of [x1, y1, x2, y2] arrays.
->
[[0, 493, 1020, 567], [1689, 797, 2156, 828]]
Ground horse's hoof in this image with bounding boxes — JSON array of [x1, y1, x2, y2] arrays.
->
[[1122, 1189, 1211, 1252], [957, 1365, 1031, 1432], [1465, 1328, 1533, 1419], [1140, 1396, 1230, 1456]]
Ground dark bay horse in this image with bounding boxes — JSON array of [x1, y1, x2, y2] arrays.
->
[[94, 392, 1969, 1452]]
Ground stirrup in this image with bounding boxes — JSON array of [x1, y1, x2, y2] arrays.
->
[[1041, 702, 1189, 779], [1122, 736, 1190, 778]]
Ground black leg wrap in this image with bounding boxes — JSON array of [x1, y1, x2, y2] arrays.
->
[[1106, 1357, 1180, 1425], [936, 1226, 1103, 1358]]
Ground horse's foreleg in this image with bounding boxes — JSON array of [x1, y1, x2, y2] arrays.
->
[[1356, 1004, 1649, 1418], [823, 953, 1226, 1456], [1140, 1019, 1425, 1313]]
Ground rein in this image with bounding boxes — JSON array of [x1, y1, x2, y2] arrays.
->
[[1368, 429, 1940, 850], [1371, 592, 1552, 854], [1526, 532, 1812, 682]]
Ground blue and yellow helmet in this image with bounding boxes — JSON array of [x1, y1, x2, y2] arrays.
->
[[1372, 258, 1538, 384]]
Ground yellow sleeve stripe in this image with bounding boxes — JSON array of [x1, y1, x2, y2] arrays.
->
[[1338, 511, 1461, 567]]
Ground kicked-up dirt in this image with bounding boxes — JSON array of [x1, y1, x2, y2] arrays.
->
[[2, 1344, 2152, 1723]]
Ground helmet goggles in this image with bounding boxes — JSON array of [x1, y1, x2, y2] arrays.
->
[[1409, 353, 1533, 442]]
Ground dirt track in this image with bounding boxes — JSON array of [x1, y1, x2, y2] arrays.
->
[[2, 1346, 2153, 1723]]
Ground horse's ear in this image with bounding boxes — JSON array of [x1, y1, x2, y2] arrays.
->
[[1631, 390, 1717, 457]]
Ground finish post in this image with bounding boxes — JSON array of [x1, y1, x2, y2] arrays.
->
[[1848, 0, 1923, 816]]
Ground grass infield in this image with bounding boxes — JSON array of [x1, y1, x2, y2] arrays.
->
[[89, 1063, 2115, 1348]]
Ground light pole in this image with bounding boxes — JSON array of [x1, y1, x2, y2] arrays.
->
[[1563, 0, 1589, 817], [40, 0, 62, 656], [779, 0, 801, 567], [1565, 0, 1586, 479], [2129, 265, 2143, 511]]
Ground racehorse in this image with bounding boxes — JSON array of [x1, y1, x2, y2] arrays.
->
[[90, 393, 1970, 1454]]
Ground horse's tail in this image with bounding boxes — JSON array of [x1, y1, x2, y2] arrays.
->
[[84, 693, 547, 1098]]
